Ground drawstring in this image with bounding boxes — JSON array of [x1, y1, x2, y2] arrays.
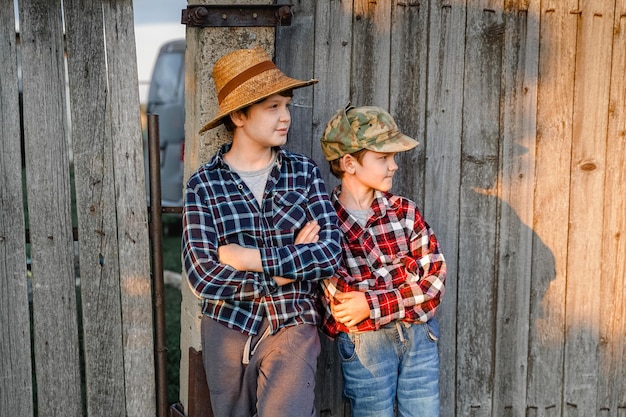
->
[[242, 325, 271, 365]]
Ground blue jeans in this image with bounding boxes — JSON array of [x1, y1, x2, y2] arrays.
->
[[337, 319, 441, 417]]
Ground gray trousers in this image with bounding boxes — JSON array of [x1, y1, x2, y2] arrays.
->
[[201, 315, 321, 417]]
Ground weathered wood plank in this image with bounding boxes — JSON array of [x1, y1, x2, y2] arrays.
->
[[597, 0, 626, 413], [456, 1, 504, 416], [276, 0, 317, 159], [492, 1, 539, 415], [0, 0, 34, 415], [309, 2, 354, 415], [63, 0, 127, 415], [311, 0, 353, 188], [564, 1, 613, 415], [276, 3, 346, 415], [424, 1, 467, 415], [102, 1, 155, 415], [527, 2, 577, 415], [351, 0, 392, 108], [18, 0, 83, 415], [389, 0, 428, 207]]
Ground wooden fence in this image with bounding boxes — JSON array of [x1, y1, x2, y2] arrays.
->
[[0, 1, 154, 416], [270, 1, 626, 416], [2, 0, 626, 417]]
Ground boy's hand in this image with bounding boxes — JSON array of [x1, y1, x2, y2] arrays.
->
[[273, 276, 294, 286], [330, 292, 370, 328], [295, 221, 320, 244]]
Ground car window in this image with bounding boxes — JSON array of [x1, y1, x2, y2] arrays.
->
[[148, 52, 184, 106]]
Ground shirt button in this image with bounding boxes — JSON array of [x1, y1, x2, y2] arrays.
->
[[237, 184, 244, 190]]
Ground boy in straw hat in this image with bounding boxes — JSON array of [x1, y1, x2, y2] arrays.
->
[[319, 104, 447, 417], [182, 47, 342, 417]]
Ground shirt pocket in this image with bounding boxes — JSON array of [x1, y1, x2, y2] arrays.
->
[[271, 190, 309, 231]]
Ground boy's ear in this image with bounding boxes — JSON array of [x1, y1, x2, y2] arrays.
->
[[340, 154, 356, 174], [229, 110, 245, 127]]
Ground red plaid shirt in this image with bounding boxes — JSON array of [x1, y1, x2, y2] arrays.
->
[[321, 187, 446, 338]]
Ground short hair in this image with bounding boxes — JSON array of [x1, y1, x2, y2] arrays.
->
[[223, 89, 294, 132], [328, 149, 368, 179]]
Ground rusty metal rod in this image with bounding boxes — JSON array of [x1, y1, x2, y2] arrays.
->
[[147, 113, 168, 417]]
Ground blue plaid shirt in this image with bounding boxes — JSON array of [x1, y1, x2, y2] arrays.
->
[[182, 144, 342, 336]]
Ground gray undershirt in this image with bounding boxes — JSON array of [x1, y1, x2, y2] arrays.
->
[[232, 152, 276, 205], [346, 208, 369, 227]]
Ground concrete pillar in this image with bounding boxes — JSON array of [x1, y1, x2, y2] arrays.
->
[[179, 1, 275, 412]]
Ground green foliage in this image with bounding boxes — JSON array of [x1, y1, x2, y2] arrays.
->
[[164, 285, 182, 405], [159, 215, 183, 405]]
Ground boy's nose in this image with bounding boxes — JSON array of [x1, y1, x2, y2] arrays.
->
[[280, 107, 291, 122], [389, 157, 398, 171]]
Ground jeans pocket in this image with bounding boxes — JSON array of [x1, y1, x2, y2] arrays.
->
[[424, 318, 440, 342], [336, 333, 358, 362]]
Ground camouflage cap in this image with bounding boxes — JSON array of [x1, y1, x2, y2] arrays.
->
[[320, 103, 419, 161]]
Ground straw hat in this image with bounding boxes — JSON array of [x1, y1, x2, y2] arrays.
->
[[199, 47, 318, 133]]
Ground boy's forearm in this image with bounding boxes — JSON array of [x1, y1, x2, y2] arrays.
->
[[261, 235, 342, 281], [218, 244, 263, 272]]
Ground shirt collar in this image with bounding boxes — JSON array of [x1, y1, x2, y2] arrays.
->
[[208, 143, 287, 170], [332, 187, 396, 237]]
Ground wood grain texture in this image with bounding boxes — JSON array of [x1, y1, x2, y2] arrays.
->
[[0, 0, 33, 415], [19, 0, 83, 415], [101, 1, 156, 415], [64, 0, 128, 415]]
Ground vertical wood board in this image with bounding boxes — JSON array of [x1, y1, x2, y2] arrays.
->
[[276, 0, 317, 159], [492, 1, 539, 414], [597, 0, 626, 412], [424, 1, 467, 415], [0, 0, 34, 415], [526, 2, 577, 414], [18, 0, 83, 415], [564, 1, 613, 414], [310, 0, 353, 187], [64, 0, 128, 415], [102, 1, 155, 415], [389, 0, 428, 208], [456, 2, 505, 415], [351, 0, 392, 108]]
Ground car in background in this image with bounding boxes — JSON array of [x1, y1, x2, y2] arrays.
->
[[144, 39, 185, 208]]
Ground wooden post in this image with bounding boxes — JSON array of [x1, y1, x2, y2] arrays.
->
[[179, 1, 275, 413]]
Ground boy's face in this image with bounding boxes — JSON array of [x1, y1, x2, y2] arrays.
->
[[231, 94, 292, 148], [348, 150, 399, 192]]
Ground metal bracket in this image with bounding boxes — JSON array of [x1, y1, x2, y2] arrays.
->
[[181, 4, 293, 27]]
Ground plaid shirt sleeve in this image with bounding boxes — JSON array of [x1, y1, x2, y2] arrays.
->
[[182, 171, 275, 301], [260, 164, 342, 281], [366, 212, 446, 327]]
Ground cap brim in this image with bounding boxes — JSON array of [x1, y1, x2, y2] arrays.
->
[[363, 132, 420, 153]]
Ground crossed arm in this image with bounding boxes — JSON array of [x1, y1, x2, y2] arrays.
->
[[218, 220, 321, 286]]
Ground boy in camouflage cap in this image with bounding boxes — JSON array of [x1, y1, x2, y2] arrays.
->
[[319, 104, 447, 417]]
